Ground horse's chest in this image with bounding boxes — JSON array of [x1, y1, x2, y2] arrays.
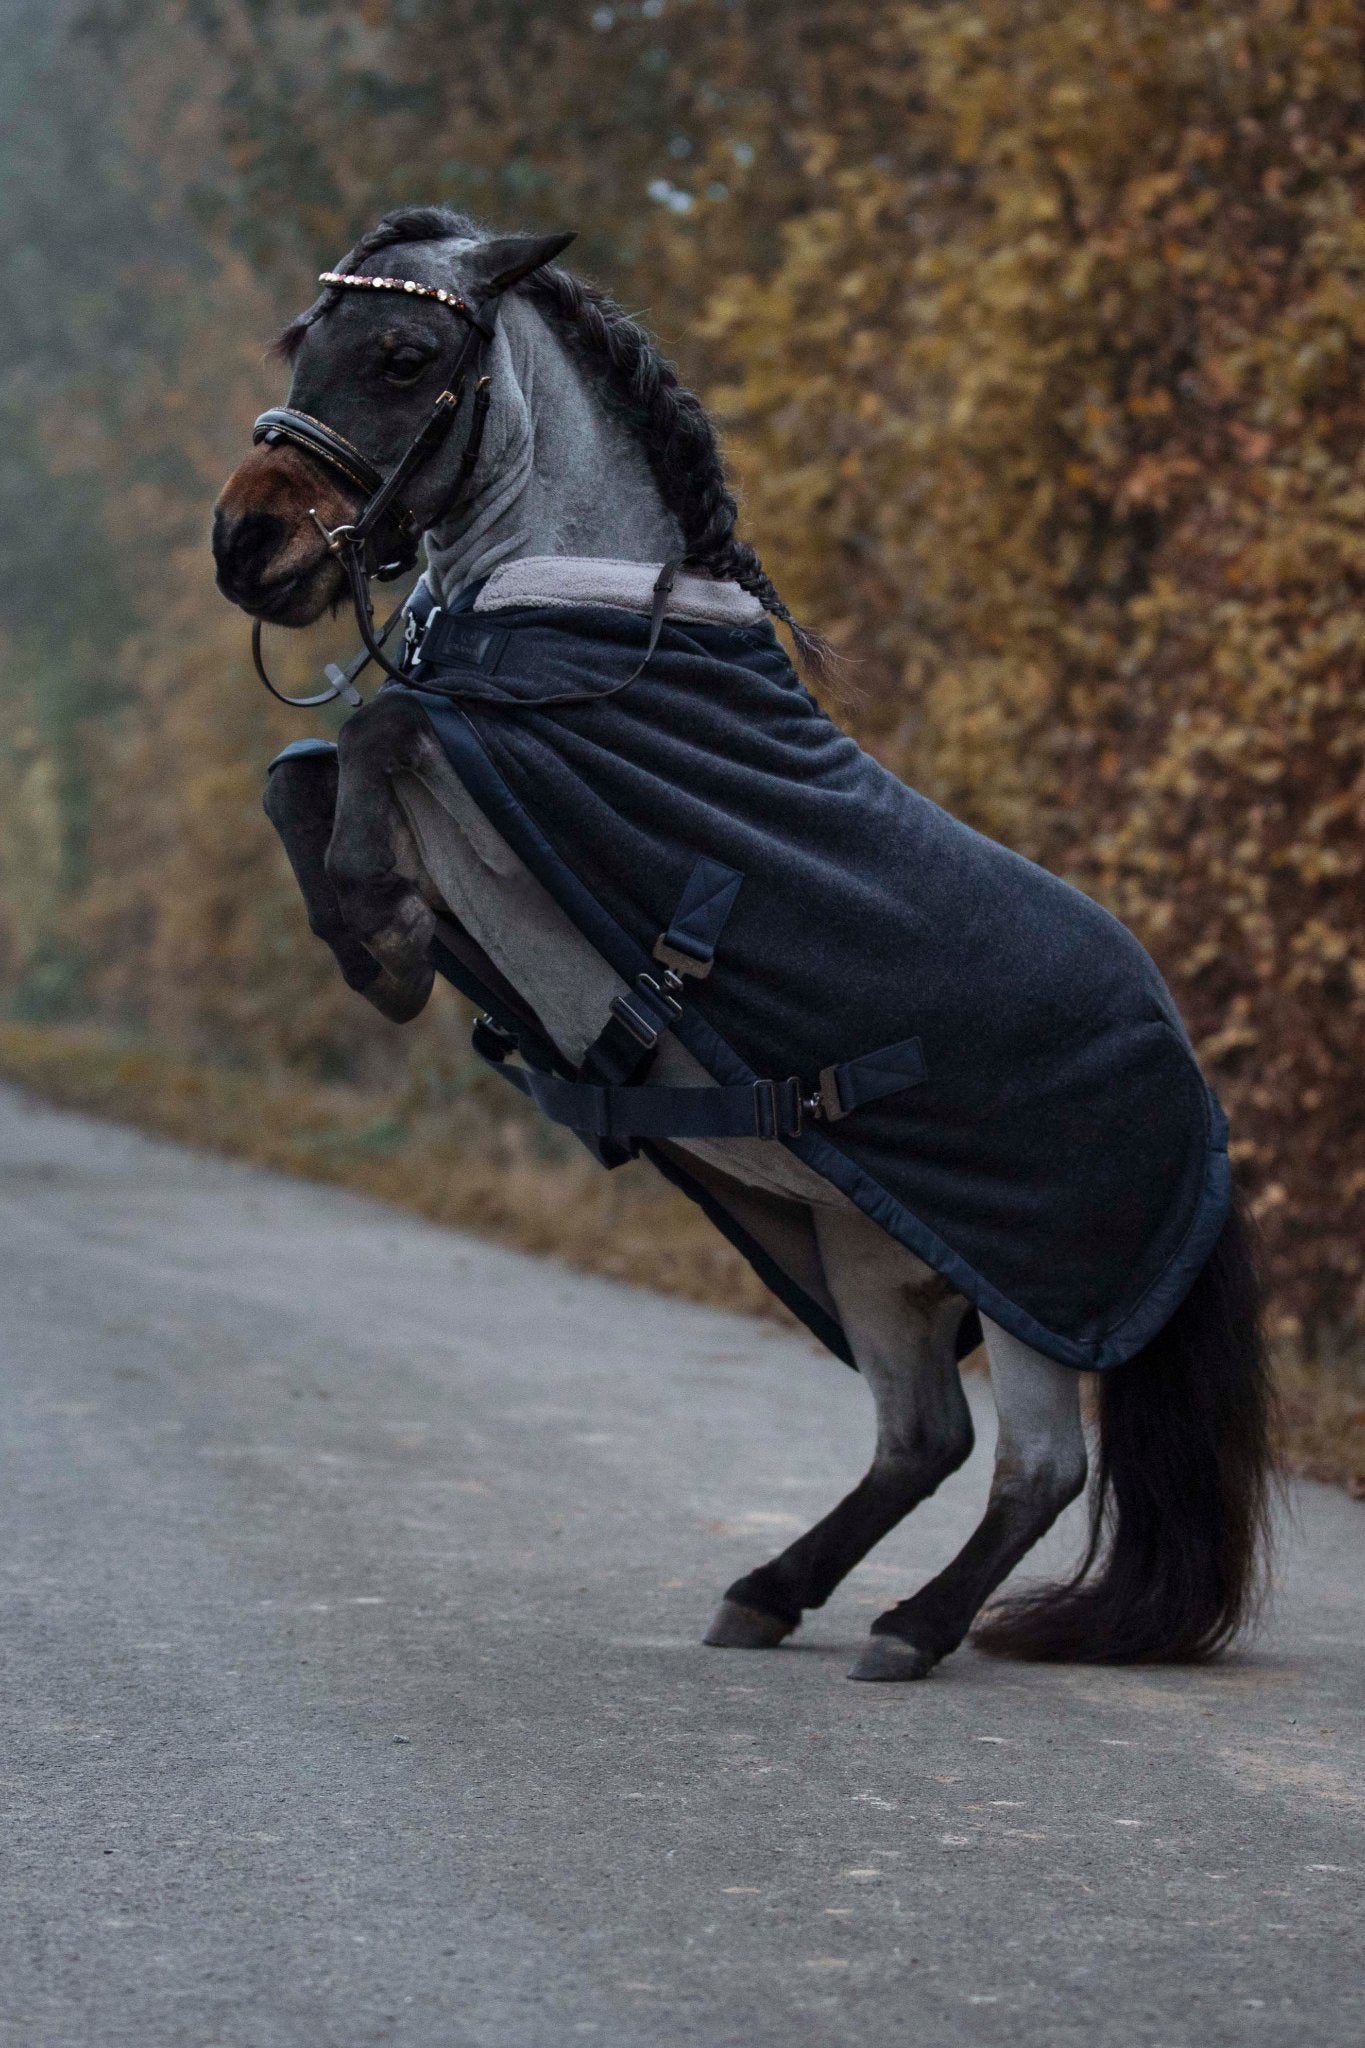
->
[[393, 764, 622, 1066], [391, 760, 845, 1211]]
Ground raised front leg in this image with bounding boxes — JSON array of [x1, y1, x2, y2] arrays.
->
[[849, 1316, 1087, 1682], [323, 691, 459, 1022], [263, 694, 453, 1023], [263, 742, 424, 1022], [706, 1207, 974, 1652]]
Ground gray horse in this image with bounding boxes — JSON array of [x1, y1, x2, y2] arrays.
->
[[213, 208, 1273, 1683]]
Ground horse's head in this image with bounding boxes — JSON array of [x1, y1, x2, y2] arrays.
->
[[212, 221, 572, 625], [213, 203, 831, 692]]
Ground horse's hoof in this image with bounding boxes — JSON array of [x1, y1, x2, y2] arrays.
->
[[363, 961, 435, 1024], [847, 1634, 937, 1682], [704, 1599, 797, 1649]]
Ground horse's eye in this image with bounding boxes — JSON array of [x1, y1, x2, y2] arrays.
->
[[382, 345, 433, 386]]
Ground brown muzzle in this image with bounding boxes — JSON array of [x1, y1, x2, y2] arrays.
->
[[212, 442, 358, 624]]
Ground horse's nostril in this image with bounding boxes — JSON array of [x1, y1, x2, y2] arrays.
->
[[214, 508, 289, 591]]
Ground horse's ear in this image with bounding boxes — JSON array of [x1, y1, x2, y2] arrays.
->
[[466, 230, 577, 297]]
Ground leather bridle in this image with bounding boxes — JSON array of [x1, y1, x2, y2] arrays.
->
[[249, 268, 509, 709]]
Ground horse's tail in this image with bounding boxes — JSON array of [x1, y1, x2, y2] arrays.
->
[[974, 1186, 1276, 1663]]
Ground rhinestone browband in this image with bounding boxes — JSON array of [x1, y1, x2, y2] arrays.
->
[[318, 271, 472, 313]]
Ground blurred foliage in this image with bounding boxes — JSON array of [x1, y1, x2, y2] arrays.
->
[[2, 0, 1363, 1361]]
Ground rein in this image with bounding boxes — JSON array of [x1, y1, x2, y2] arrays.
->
[[250, 270, 500, 709]]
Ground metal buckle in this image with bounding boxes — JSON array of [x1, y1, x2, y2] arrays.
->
[[609, 992, 661, 1050], [652, 935, 713, 979], [608, 970, 684, 1051], [635, 970, 682, 1019], [402, 604, 441, 670], [753, 1078, 804, 1139]]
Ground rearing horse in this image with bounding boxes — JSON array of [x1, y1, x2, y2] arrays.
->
[[213, 207, 1273, 1683]]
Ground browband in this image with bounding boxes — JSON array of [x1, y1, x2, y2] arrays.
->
[[316, 271, 494, 338]]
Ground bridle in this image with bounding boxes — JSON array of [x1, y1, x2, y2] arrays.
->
[[249, 268, 509, 709]]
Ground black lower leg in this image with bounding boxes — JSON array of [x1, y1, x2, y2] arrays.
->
[[855, 1470, 1083, 1679], [723, 1467, 924, 1627], [708, 1435, 969, 1649]]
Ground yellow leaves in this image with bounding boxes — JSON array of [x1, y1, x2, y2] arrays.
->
[[1200, 1015, 1262, 1067], [7, 0, 1358, 1345], [1127, 168, 1184, 213], [1116, 452, 1201, 511], [688, 0, 1365, 1338]]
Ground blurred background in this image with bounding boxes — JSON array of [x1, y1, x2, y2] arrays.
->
[[0, 0, 1361, 1478]]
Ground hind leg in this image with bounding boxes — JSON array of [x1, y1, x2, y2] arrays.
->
[[706, 1207, 974, 1650], [849, 1317, 1087, 1681]]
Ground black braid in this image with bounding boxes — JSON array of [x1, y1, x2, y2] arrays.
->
[[522, 260, 836, 685], [274, 206, 837, 683]]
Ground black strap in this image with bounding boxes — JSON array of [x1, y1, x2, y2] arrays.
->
[[480, 1058, 806, 1142], [252, 597, 407, 710], [817, 1035, 927, 1119], [475, 1022, 928, 1146], [652, 856, 743, 979], [254, 408, 385, 498], [619, 558, 681, 686]]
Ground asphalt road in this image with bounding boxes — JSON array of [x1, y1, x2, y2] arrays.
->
[[0, 1083, 1361, 2048]]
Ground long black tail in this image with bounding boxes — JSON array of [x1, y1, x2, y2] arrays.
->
[[974, 1187, 1276, 1663]]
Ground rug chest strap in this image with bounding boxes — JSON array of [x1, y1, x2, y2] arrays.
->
[[476, 1058, 807, 1142], [472, 1035, 927, 1145]]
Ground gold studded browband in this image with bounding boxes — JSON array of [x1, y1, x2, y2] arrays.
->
[[318, 271, 474, 314]]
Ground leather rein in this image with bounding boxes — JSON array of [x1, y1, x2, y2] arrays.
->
[[249, 269, 501, 709]]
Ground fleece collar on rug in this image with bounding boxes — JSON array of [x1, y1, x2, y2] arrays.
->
[[470, 554, 767, 628]]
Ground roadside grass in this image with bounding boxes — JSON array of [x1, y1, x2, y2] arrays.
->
[[0, 1020, 786, 1323], [2, 1020, 1361, 1500]]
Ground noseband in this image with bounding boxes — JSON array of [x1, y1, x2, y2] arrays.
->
[[249, 270, 504, 709]]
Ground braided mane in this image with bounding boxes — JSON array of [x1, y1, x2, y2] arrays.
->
[[275, 205, 833, 682]]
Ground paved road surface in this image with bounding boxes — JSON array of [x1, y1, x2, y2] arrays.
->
[[0, 1084, 1360, 2047]]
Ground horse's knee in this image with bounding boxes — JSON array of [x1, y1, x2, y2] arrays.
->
[[994, 1391, 1088, 1519], [265, 750, 388, 996], [875, 1401, 974, 1496], [982, 1317, 1087, 1516]]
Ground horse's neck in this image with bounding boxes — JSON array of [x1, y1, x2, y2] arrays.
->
[[421, 298, 683, 605]]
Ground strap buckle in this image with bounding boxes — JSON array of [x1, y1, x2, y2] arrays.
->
[[652, 935, 713, 980], [753, 1077, 805, 1139], [609, 993, 661, 1050], [609, 970, 684, 1050], [403, 604, 442, 671]]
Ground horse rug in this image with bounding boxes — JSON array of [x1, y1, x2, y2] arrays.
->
[[320, 559, 1230, 1374]]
